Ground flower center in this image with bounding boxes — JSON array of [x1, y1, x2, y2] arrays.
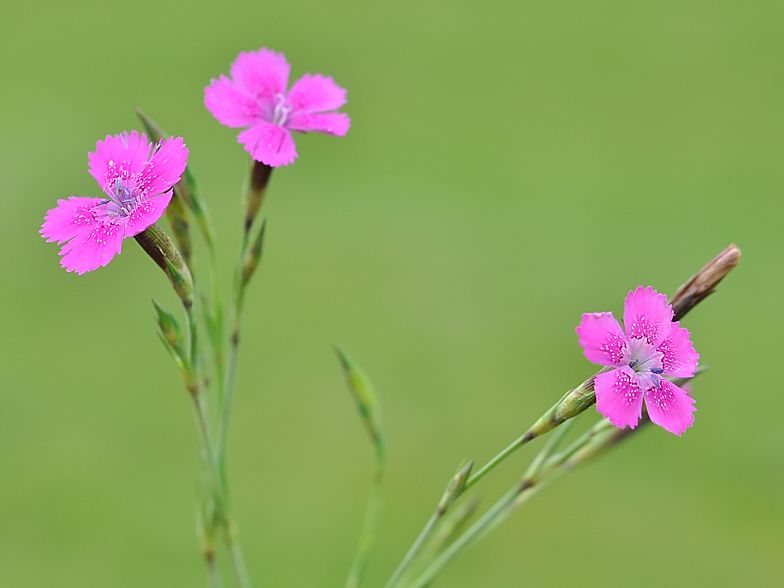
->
[[627, 338, 663, 374], [98, 177, 137, 219], [271, 93, 291, 126]]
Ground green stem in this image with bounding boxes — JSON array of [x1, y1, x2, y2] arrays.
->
[[463, 430, 534, 491], [398, 424, 574, 588], [207, 553, 223, 588], [217, 228, 249, 470], [346, 466, 385, 588], [226, 525, 253, 588], [406, 485, 526, 588], [383, 512, 439, 588]]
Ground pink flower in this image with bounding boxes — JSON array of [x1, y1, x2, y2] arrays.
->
[[576, 286, 699, 436], [204, 47, 350, 167], [41, 131, 188, 274]]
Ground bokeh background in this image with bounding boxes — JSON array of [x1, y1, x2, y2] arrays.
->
[[1, 1, 782, 586]]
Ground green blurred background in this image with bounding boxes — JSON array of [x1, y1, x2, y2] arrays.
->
[[1, 0, 782, 586]]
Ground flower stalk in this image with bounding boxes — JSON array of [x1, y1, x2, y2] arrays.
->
[[134, 224, 193, 308], [462, 243, 741, 489], [43, 46, 353, 588], [386, 244, 740, 588], [336, 345, 387, 588]]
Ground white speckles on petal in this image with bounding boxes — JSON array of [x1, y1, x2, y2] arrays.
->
[[45, 132, 186, 273], [594, 366, 644, 429], [644, 379, 696, 436], [599, 333, 628, 365]]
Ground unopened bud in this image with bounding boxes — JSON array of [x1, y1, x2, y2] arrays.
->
[[437, 462, 473, 515], [671, 243, 741, 321], [166, 191, 192, 266], [135, 107, 215, 249]]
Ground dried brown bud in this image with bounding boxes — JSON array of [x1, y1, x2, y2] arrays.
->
[[671, 244, 741, 321]]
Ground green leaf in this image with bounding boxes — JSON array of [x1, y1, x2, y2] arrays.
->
[[152, 299, 186, 368], [334, 344, 385, 467]]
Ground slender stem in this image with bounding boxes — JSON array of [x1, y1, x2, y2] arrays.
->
[[401, 424, 576, 588], [217, 228, 250, 468], [190, 392, 220, 498], [406, 435, 583, 588], [226, 525, 253, 588], [207, 552, 223, 588], [384, 462, 472, 588], [406, 485, 525, 588], [346, 466, 385, 588], [189, 379, 226, 588], [208, 242, 225, 398], [212, 161, 271, 588], [217, 162, 270, 473], [186, 304, 200, 393], [463, 431, 533, 492], [383, 512, 440, 588]]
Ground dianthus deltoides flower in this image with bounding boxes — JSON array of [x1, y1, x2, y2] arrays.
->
[[204, 47, 350, 167], [41, 131, 188, 274], [576, 286, 699, 436]]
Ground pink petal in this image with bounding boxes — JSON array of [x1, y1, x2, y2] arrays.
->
[[595, 366, 644, 429], [287, 112, 351, 136], [658, 321, 699, 378], [126, 190, 173, 237], [88, 131, 152, 197], [41, 197, 103, 244], [643, 378, 696, 436], [229, 48, 290, 114], [205, 75, 263, 127], [237, 122, 297, 167], [59, 218, 125, 274], [576, 312, 630, 367], [140, 137, 188, 199], [623, 286, 673, 346], [286, 73, 347, 115]]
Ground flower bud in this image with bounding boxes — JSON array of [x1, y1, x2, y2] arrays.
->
[[671, 243, 741, 320], [135, 107, 215, 250], [437, 462, 474, 515], [135, 108, 193, 263]]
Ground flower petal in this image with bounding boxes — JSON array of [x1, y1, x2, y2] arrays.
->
[[88, 131, 152, 196], [205, 74, 263, 127], [287, 112, 351, 136], [576, 312, 630, 367], [237, 122, 297, 167], [595, 366, 644, 429], [229, 48, 290, 115], [41, 197, 103, 244], [286, 73, 347, 115], [643, 378, 696, 436], [140, 137, 188, 199], [623, 286, 673, 346], [59, 218, 125, 274], [126, 190, 173, 238], [658, 321, 699, 377]]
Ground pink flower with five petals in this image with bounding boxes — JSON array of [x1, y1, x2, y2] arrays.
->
[[204, 47, 350, 167], [576, 286, 699, 436], [41, 131, 188, 274]]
